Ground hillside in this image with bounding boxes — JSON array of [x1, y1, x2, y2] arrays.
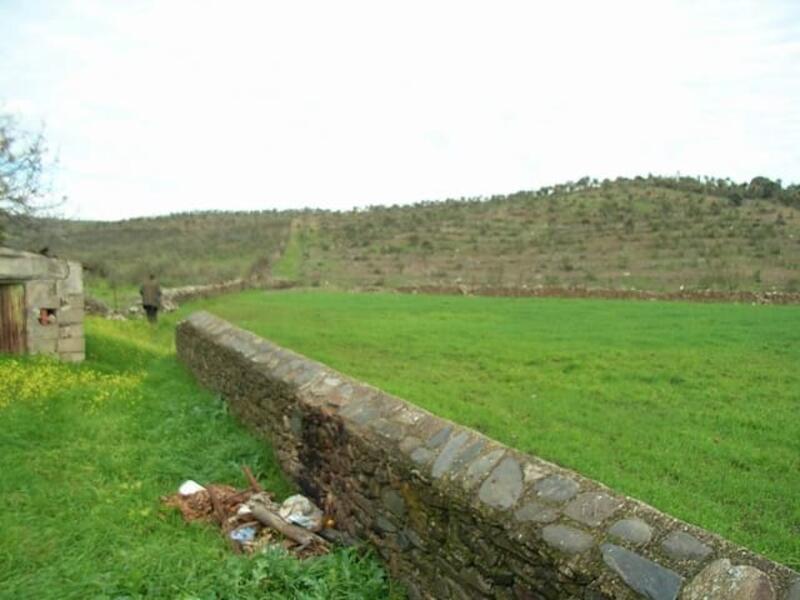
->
[[11, 211, 293, 290], [9, 176, 800, 294]]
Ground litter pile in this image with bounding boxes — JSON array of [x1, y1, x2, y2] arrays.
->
[[162, 466, 331, 558]]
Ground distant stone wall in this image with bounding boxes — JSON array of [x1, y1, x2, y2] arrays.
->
[[395, 285, 800, 305], [121, 279, 295, 315], [176, 311, 799, 600], [162, 279, 250, 307]]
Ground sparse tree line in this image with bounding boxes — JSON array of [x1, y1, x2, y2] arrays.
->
[[639, 175, 798, 207], [484, 174, 798, 208]]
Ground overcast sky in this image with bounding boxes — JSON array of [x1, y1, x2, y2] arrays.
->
[[2, 0, 799, 221]]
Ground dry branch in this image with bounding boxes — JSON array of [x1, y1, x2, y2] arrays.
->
[[206, 486, 226, 526], [250, 503, 329, 549], [242, 465, 264, 493]]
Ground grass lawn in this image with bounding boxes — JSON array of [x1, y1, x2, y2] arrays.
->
[[194, 289, 800, 569], [0, 311, 397, 599]]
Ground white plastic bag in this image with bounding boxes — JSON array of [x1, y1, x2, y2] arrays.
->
[[178, 480, 206, 496], [278, 494, 324, 532]]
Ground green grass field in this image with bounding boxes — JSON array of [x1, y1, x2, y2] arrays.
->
[[193, 289, 800, 568], [0, 312, 397, 599]]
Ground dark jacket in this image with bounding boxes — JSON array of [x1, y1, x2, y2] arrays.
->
[[140, 280, 162, 307]]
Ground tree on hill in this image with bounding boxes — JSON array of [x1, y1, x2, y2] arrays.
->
[[747, 176, 781, 199], [0, 113, 50, 244]]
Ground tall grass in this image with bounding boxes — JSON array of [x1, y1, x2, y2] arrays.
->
[[0, 313, 399, 599]]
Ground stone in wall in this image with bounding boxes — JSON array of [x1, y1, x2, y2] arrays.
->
[[683, 559, 775, 600]]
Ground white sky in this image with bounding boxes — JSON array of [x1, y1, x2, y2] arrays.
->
[[2, 0, 799, 221]]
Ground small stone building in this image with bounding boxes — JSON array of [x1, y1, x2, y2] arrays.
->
[[0, 247, 85, 362]]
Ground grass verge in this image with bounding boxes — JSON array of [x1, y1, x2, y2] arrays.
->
[[194, 289, 800, 569], [0, 311, 398, 599]]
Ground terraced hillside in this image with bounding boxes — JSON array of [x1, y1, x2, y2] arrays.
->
[[289, 179, 800, 292], [9, 176, 800, 293]]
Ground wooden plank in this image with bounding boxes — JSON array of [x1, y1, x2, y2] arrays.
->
[[0, 284, 27, 353]]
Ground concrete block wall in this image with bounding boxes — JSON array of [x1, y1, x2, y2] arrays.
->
[[1, 248, 84, 362], [26, 260, 85, 362], [176, 311, 799, 600]]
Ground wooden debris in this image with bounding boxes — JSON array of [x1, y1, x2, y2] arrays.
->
[[249, 502, 329, 550], [160, 464, 331, 559], [242, 465, 264, 493], [206, 486, 227, 526]]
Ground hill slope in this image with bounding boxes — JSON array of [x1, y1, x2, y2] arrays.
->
[[9, 176, 800, 293], [12, 211, 293, 290], [292, 180, 799, 292]]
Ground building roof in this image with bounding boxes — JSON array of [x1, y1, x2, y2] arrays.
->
[[0, 246, 72, 281]]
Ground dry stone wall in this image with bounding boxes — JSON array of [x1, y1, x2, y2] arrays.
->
[[162, 279, 250, 306], [176, 311, 799, 600], [395, 285, 800, 305], [118, 279, 295, 316]]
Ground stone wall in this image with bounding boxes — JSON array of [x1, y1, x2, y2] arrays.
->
[[176, 311, 799, 600], [394, 285, 800, 305], [120, 279, 295, 316], [162, 278, 297, 306], [162, 279, 250, 307]]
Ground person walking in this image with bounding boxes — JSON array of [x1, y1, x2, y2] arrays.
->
[[140, 274, 162, 324]]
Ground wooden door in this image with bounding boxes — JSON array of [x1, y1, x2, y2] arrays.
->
[[0, 284, 27, 353]]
